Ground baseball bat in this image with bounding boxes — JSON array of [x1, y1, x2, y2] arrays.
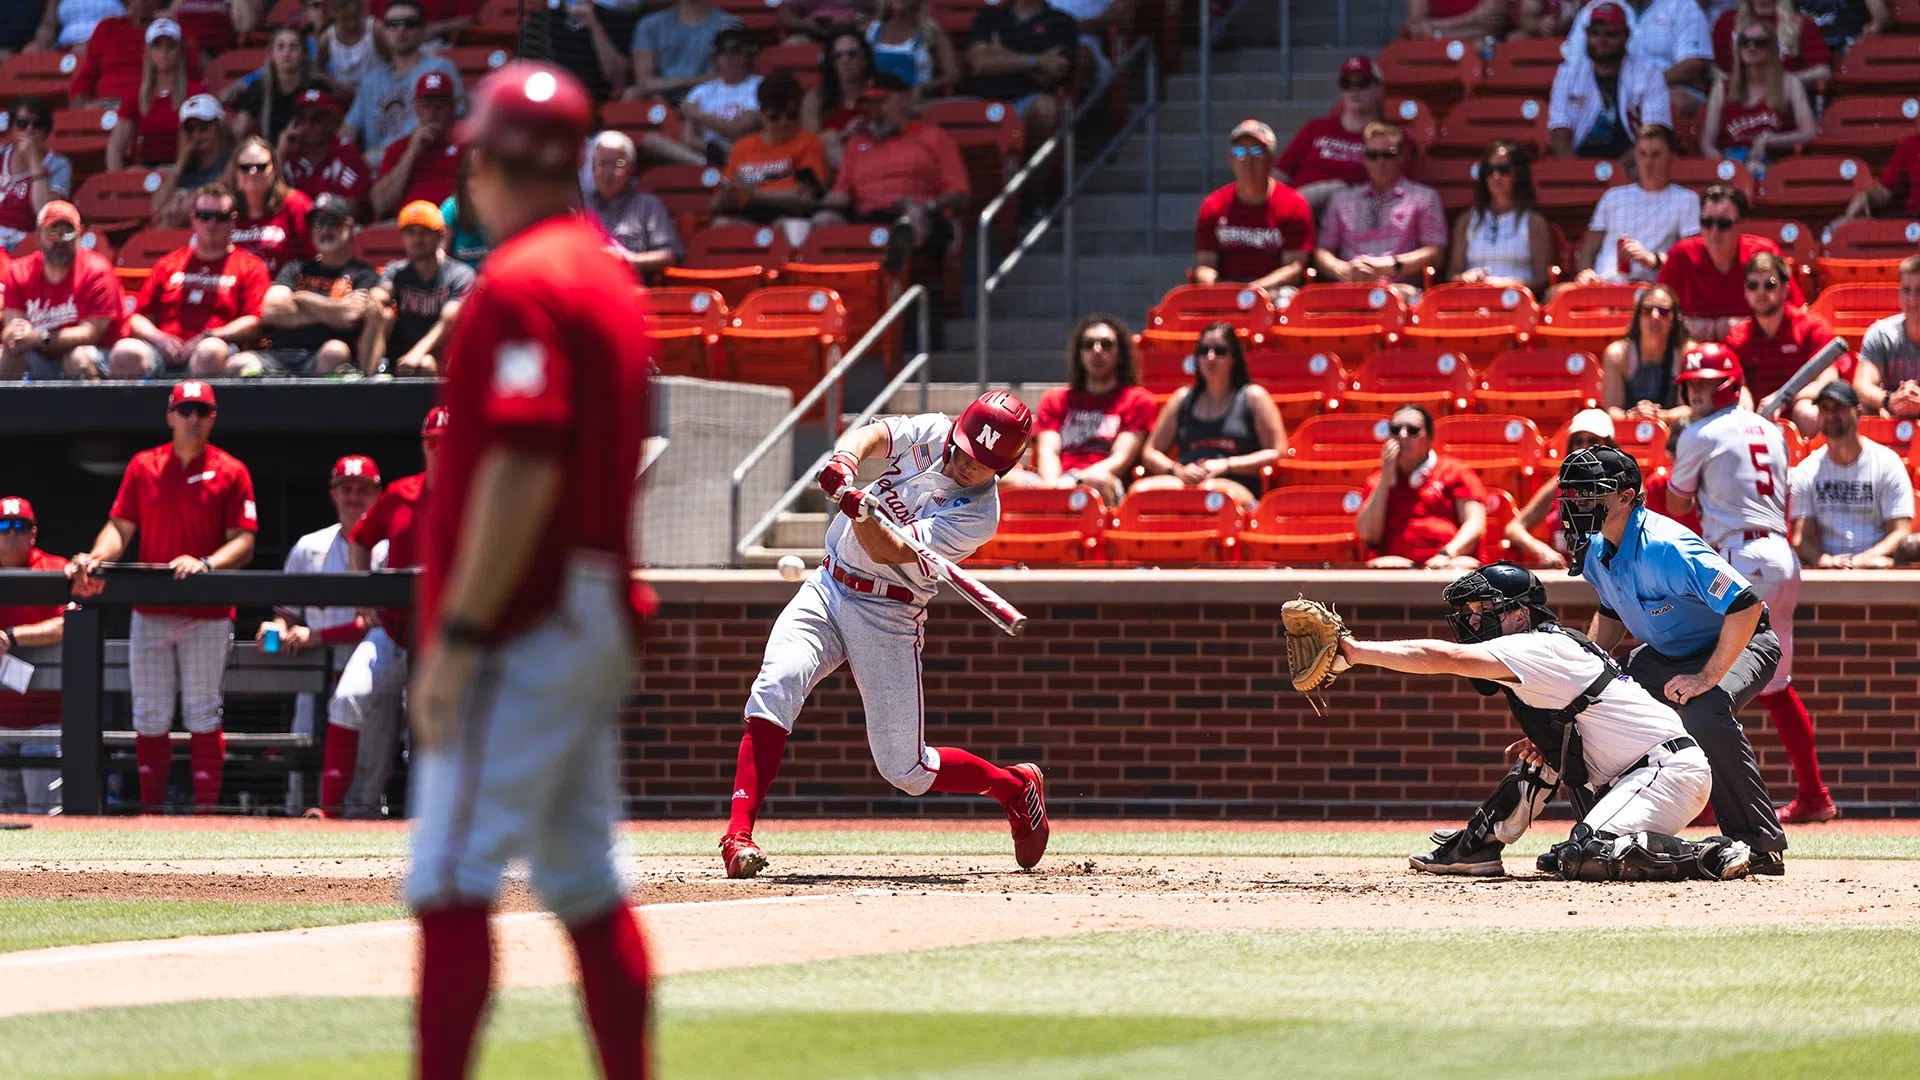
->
[[1756, 336, 1849, 419], [859, 493, 1028, 636]]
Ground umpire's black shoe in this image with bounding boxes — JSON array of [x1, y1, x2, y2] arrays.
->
[[1750, 849, 1786, 876], [1411, 830, 1506, 876]]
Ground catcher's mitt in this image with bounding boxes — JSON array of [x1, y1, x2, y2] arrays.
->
[[1282, 596, 1352, 713]]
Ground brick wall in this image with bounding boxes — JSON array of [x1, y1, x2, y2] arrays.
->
[[628, 571, 1920, 819]]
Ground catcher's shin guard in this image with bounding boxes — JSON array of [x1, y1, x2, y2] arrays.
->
[[1550, 825, 1753, 882], [1460, 759, 1561, 851]]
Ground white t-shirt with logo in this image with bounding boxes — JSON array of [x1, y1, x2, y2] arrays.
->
[[823, 413, 1000, 604], [1480, 630, 1691, 787], [685, 74, 763, 149], [1788, 441, 1915, 557]]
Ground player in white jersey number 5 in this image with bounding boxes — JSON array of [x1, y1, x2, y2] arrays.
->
[[721, 392, 1051, 879]]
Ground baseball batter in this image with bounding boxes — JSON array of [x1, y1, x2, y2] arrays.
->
[[401, 64, 653, 1080], [0, 498, 68, 815], [1666, 344, 1835, 824], [720, 393, 1051, 879], [68, 381, 258, 813]]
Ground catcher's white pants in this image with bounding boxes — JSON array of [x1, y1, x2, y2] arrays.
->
[[327, 628, 409, 816], [1720, 534, 1798, 696], [744, 570, 940, 796], [129, 613, 232, 736], [1582, 744, 1713, 837]]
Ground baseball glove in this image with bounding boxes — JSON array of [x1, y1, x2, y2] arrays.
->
[[1282, 596, 1352, 713]]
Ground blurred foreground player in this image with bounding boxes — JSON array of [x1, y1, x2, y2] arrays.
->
[[0, 498, 67, 815], [402, 64, 655, 1079]]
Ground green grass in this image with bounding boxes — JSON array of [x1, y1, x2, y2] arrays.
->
[[7, 925, 1919, 1079], [0, 899, 404, 954]]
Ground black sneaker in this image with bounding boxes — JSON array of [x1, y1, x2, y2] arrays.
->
[[1410, 829, 1506, 876], [1750, 849, 1785, 876], [1699, 837, 1752, 880]]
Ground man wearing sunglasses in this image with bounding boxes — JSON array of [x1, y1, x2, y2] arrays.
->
[[1356, 405, 1489, 569], [369, 70, 463, 220], [0, 97, 72, 253], [812, 72, 969, 275], [0, 498, 68, 816], [1276, 56, 1387, 221], [1192, 119, 1313, 303], [1314, 122, 1446, 298], [670, 26, 765, 167], [281, 88, 373, 219], [1548, 3, 1670, 162], [1723, 249, 1846, 437], [111, 184, 272, 378], [342, 0, 462, 168], [1558, 0, 1712, 120], [715, 70, 829, 244], [0, 200, 124, 381], [1572, 123, 1697, 285], [231, 193, 378, 377], [1656, 183, 1801, 340], [67, 380, 260, 813]]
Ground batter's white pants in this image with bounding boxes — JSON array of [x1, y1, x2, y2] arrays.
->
[[1720, 534, 1798, 695], [327, 628, 408, 816], [1582, 744, 1714, 838], [129, 613, 232, 736], [0, 726, 59, 814]]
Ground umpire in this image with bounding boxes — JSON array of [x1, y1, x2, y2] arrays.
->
[[1557, 445, 1789, 874]]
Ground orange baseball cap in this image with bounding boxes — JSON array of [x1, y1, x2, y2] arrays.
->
[[37, 200, 81, 231], [398, 201, 445, 231]]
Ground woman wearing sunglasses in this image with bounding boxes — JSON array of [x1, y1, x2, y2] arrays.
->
[[1135, 323, 1286, 509], [1003, 314, 1157, 506], [223, 136, 315, 277], [1603, 282, 1696, 425], [106, 18, 209, 172], [1445, 140, 1554, 295], [1700, 20, 1814, 171], [0, 98, 72, 253], [803, 33, 876, 169], [1710, 0, 1832, 89]]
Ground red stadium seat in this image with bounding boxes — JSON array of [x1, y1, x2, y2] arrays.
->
[[1545, 414, 1671, 473], [1248, 350, 1349, 426], [462, 0, 534, 46], [354, 225, 406, 268], [446, 45, 513, 85], [0, 53, 76, 108], [204, 49, 264, 94], [644, 286, 728, 378], [1431, 96, 1551, 159], [1145, 284, 1279, 344], [1534, 282, 1643, 356], [1830, 35, 1920, 90], [785, 224, 902, 370], [640, 164, 725, 234], [1475, 348, 1604, 429], [1344, 349, 1477, 414], [1274, 413, 1393, 487], [1238, 486, 1367, 565], [1138, 347, 1197, 400], [1668, 156, 1755, 200], [921, 99, 1025, 238], [1531, 157, 1630, 233], [1103, 488, 1244, 565], [1401, 282, 1538, 365], [718, 286, 850, 424], [1478, 36, 1567, 96], [115, 227, 190, 276], [1434, 414, 1545, 498], [1478, 488, 1517, 564], [72, 168, 166, 236], [1894, 0, 1920, 30], [1378, 38, 1480, 111], [600, 99, 686, 145], [1816, 219, 1920, 287], [1811, 282, 1900, 340], [1270, 284, 1407, 356], [931, 0, 989, 35], [1754, 156, 1875, 223], [1809, 95, 1920, 171], [1420, 156, 1479, 214], [662, 224, 794, 310], [48, 105, 115, 173], [710, 0, 780, 33], [755, 42, 823, 90], [968, 485, 1106, 566], [1383, 97, 1439, 152], [1739, 218, 1820, 292]]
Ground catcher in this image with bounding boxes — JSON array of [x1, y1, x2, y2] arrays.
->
[[1282, 564, 1753, 882]]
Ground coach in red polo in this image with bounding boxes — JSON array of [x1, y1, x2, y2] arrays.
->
[[0, 498, 68, 815], [68, 381, 258, 813], [1725, 249, 1850, 438], [1657, 183, 1803, 341], [810, 72, 969, 274]]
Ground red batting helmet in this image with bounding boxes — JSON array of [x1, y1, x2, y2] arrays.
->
[[422, 406, 450, 439], [950, 391, 1033, 474], [455, 61, 593, 173], [1674, 343, 1745, 410]]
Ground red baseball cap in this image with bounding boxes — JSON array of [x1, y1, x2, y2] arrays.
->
[[295, 87, 344, 115], [0, 496, 33, 524], [422, 405, 450, 438], [169, 380, 216, 409], [1588, 2, 1629, 27], [331, 455, 382, 486], [1338, 55, 1382, 83], [455, 61, 593, 172], [415, 70, 456, 100]]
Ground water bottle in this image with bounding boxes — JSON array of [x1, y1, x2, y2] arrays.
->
[[263, 627, 281, 653]]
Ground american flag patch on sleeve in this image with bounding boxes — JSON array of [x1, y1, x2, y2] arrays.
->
[[1708, 572, 1732, 599], [912, 443, 933, 469]]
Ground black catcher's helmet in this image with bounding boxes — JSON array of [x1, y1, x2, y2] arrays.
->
[[1442, 561, 1555, 643]]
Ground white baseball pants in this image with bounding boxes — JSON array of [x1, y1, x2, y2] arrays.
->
[[0, 726, 59, 814], [1722, 535, 1798, 695], [327, 627, 409, 816], [1582, 744, 1714, 838], [129, 613, 233, 736]]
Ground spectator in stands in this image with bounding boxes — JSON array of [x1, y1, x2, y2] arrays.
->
[[280, 87, 372, 218], [715, 71, 830, 246], [584, 131, 684, 279], [398, 0, 481, 44], [112, 184, 272, 378], [673, 26, 765, 167], [440, 158, 489, 267], [1725, 249, 1845, 434], [1839, 113, 1920, 225], [1711, 0, 1831, 87], [1275, 56, 1384, 221], [153, 95, 234, 227], [26, 0, 122, 53], [1657, 183, 1800, 339], [0, 97, 72, 253], [368, 71, 461, 219], [224, 24, 317, 146], [359, 199, 472, 375], [1356, 403, 1488, 569], [1005, 314, 1156, 506], [318, 0, 382, 94], [866, 0, 961, 97], [804, 32, 875, 169], [228, 194, 375, 377], [0, 200, 124, 381], [1790, 380, 1915, 567], [1603, 281, 1696, 422], [1504, 408, 1619, 566], [1513, 0, 1578, 38], [226, 136, 314, 277], [1798, 0, 1887, 54], [1190, 120, 1312, 301], [0, 496, 66, 816], [1852, 255, 1920, 418], [1444, 140, 1554, 294], [106, 19, 208, 171], [548, 0, 644, 102], [1407, 0, 1508, 40], [70, 0, 203, 109], [1570, 123, 1697, 285], [174, 0, 260, 60], [342, 0, 461, 168], [1135, 323, 1286, 509], [812, 72, 968, 274], [1549, 3, 1671, 161], [1044, 0, 1127, 90], [1700, 19, 1814, 167], [1562, 0, 1713, 118], [622, 0, 743, 103], [779, 0, 873, 46], [1313, 122, 1446, 299], [0, 3, 39, 60], [962, 0, 1077, 158]]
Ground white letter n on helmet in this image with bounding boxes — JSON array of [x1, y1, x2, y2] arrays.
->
[[977, 425, 1002, 450]]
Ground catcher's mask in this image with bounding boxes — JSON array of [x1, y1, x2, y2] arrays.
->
[[1556, 445, 1644, 565], [1442, 561, 1554, 644]]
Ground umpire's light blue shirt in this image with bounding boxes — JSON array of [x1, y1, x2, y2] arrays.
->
[[1572, 506, 1754, 656]]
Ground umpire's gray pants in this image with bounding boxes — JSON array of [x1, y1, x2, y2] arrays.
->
[[1624, 627, 1788, 853]]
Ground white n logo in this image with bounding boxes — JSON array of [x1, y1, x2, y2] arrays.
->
[[978, 426, 1001, 450]]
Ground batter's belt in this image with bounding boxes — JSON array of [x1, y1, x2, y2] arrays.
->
[[822, 555, 913, 603]]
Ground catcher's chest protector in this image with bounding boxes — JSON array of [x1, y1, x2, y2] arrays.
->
[[1494, 626, 1622, 790]]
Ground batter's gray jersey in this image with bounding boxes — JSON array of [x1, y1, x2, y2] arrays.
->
[[1789, 441, 1915, 557], [1670, 405, 1790, 551], [823, 413, 1002, 598]]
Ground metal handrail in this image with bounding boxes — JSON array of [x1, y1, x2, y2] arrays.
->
[[974, 36, 1161, 390], [728, 285, 932, 565]]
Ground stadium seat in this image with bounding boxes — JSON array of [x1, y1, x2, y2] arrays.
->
[[1855, 416, 1920, 462], [968, 485, 1106, 566], [48, 105, 115, 173], [785, 225, 902, 371], [710, 0, 780, 33], [73, 168, 165, 236], [1739, 218, 1820, 292], [1611, 415, 1672, 473], [1479, 36, 1567, 96], [354, 225, 406, 268], [1534, 282, 1644, 356], [0, 52, 75, 107], [1138, 347, 1198, 401], [1102, 487, 1244, 565], [1829, 35, 1920, 90], [643, 287, 728, 378], [920, 99, 1025, 242], [1816, 219, 1920, 287], [447, 45, 513, 85], [640, 164, 725, 234], [1274, 413, 1393, 487], [1247, 350, 1349, 425], [1810, 282, 1900, 340], [1145, 284, 1278, 344], [1431, 96, 1551, 158], [1475, 348, 1604, 429], [1344, 349, 1477, 414], [1808, 95, 1919, 171], [205, 48, 264, 94], [600, 99, 687, 145], [1668, 156, 1754, 199], [115, 228, 190, 284], [931, 0, 989, 35], [662, 224, 793, 310], [1270, 283, 1407, 355], [1238, 486, 1366, 565], [1433, 414, 1545, 498], [718, 286, 850, 425], [1419, 156, 1479, 214], [462, 0, 533, 46], [1377, 38, 1480, 110], [1753, 156, 1875, 223], [1894, 0, 1920, 30], [1478, 488, 1517, 564], [755, 41, 823, 90], [1531, 157, 1630, 233], [1383, 98, 1439, 152], [1400, 281, 1537, 364]]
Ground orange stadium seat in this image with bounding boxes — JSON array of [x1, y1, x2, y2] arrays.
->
[[931, 0, 989, 35], [1816, 219, 1920, 287], [662, 224, 794, 310], [644, 287, 728, 378], [1754, 156, 1875, 223], [1102, 487, 1244, 565], [1274, 413, 1393, 487], [1401, 281, 1537, 364], [1238, 486, 1366, 565], [599, 99, 686, 145], [0, 52, 75, 107], [1145, 284, 1278, 343], [718, 286, 849, 425], [1384, 98, 1439, 152], [1138, 347, 1197, 401], [1431, 96, 1551, 159], [354, 225, 406, 268], [1478, 36, 1567, 96], [1855, 416, 1920, 463], [1534, 282, 1643, 355], [73, 168, 166, 236], [48, 105, 114, 172], [786, 224, 901, 370], [1668, 156, 1755, 200], [1271, 284, 1407, 355], [1532, 157, 1630, 232], [1546, 413, 1671, 472], [755, 42, 823, 90], [1378, 38, 1479, 110], [1344, 349, 1476, 414], [1475, 348, 1604, 429], [204, 49, 264, 94], [1478, 488, 1517, 564], [447, 45, 513, 85], [1830, 35, 1920, 89], [1739, 219, 1820, 292], [1247, 350, 1349, 425], [1434, 414, 1545, 498], [1811, 282, 1900, 340], [968, 485, 1107, 566], [1809, 96, 1919, 171]]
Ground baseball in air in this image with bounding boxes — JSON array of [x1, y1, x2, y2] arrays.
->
[[777, 555, 807, 582]]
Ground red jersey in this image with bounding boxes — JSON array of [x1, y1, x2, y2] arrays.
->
[[351, 472, 427, 647], [1362, 453, 1488, 563], [1194, 181, 1314, 286], [0, 249, 126, 337], [1723, 304, 1852, 398], [1036, 385, 1159, 473], [136, 245, 272, 338], [128, 82, 208, 166], [70, 18, 202, 105], [286, 139, 374, 211], [110, 443, 258, 619], [376, 138, 463, 214], [0, 548, 67, 731], [422, 215, 652, 646], [1644, 469, 1703, 535], [232, 190, 314, 278], [1274, 114, 1366, 187], [1656, 233, 1804, 320]]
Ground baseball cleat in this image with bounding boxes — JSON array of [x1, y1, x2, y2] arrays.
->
[[302, 807, 332, 820], [1750, 849, 1786, 876], [1702, 839, 1752, 881], [1779, 794, 1839, 824], [1535, 849, 1559, 875], [720, 833, 768, 879], [1006, 763, 1049, 869], [1410, 829, 1506, 876]]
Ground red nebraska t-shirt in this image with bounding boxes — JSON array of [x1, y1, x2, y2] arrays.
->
[[110, 443, 259, 619], [422, 215, 654, 646], [1036, 385, 1160, 472], [351, 472, 426, 647], [1656, 233, 1805, 320], [232, 190, 314, 278], [136, 246, 272, 337], [286, 139, 374, 210], [1362, 453, 1488, 563], [1194, 181, 1314, 285], [1274, 114, 1367, 187], [1723, 305, 1853, 398], [0, 547, 67, 731], [375, 137, 464, 214], [0, 249, 126, 336]]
